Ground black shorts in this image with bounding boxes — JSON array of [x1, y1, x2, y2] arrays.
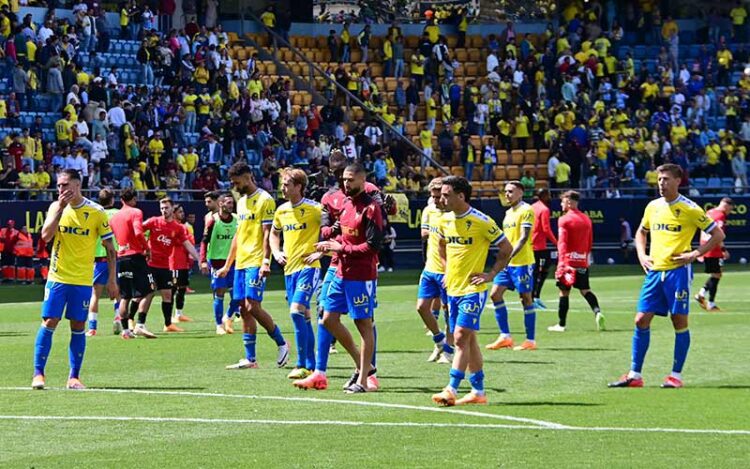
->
[[557, 267, 591, 291], [16, 256, 33, 268], [1, 253, 15, 266], [704, 257, 723, 274], [172, 269, 190, 287], [150, 266, 174, 291], [534, 250, 552, 270], [117, 254, 154, 299]]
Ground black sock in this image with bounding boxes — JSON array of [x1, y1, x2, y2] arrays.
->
[[175, 287, 186, 310], [558, 296, 569, 327], [709, 277, 720, 302], [121, 313, 130, 330], [535, 268, 549, 298], [162, 301, 173, 326], [137, 312, 147, 325], [129, 300, 139, 320], [583, 292, 601, 314]]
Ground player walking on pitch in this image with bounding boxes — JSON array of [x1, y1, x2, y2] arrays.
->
[[609, 164, 724, 389], [86, 189, 120, 336], [486, 181, 538, 351], [32, 169, 118, 390], [217, 162, 289, 370], [431, 176, 512, 406], [200, 193, 240, 335], [170, 204, 196, 323], [547, 191, 606, 332], [271, 168, 324, 379], [694, 197, 733, 312], [530, 188, 557, 309]]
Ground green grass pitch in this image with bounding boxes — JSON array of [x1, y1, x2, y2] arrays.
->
[[0, 267, 748, 467]]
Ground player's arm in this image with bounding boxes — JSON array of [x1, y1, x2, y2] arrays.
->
[[134, 212, 149, 249], [543, 210, 557, 245], [420, 208, 430, 240], [509, 225, 532, 261], [270, 225, 286, 266], [673, 224, 725, 265], [319, 206, 340, 240], [471, 237, 512, 285], [41, 200, 65, 243], [318, 204, 384, 257], [182, 239, 200, 262], [260, 224, 273, 277], [635, 222, 651, 272], [199, 216, 215, 274], [103, 237, 119, 300], [216, 233, 237, 277], [556, 221, 569, 277]]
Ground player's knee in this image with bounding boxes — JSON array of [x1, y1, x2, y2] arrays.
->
[[321, 313, 340, 329], [634, 315, 651, 329], [520, 293, 533, 306], [671, 314, 688, 330], [42, 317, 60, 329], [579, 289, 590, 296]]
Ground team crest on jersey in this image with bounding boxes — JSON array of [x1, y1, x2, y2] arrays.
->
[[300, 208, 305, 216], [466, 220, 472, 229], [675, 209, 681, 217], [83, 212, 89, 220]]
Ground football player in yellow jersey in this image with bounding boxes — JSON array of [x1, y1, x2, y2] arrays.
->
[[417, 178, 455, 363], [217, 162, 289, 370], [609, 164, 724, 389], [431, 176, 512, 407], [486, 181, 538, 352], [270, 168, 324, 380], [32, 169, 118, 391]]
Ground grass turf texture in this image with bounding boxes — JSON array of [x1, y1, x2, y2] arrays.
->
[[0, 268, 748, 467]]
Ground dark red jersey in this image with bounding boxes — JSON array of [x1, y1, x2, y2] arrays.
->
[[170, 224, 195, 270], [143, 216, 187, 269], [336, 192, 384, 281], [0, 227, 19, 255], [702, 208, 727, 259], [557, 208, 593, 271], [531, 200, 557, 250], [109, 205, 148, 257]]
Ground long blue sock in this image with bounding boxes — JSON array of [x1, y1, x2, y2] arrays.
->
[[494, 301, 510, 334], [228, 299, 241, 317], [33, 326, 55, 376], [673, 329, 691, 373], [469, 370, 485, 393], [304, 318, 315, 370], [213, 296, 224, 326], [268, 325, 286, 347], [290, 312, 307, 368], [69, 329, 86, 379], [523, 305, 536, 341], [315, 321, 334, 372], [371, 323, 377, 368], [448, 368, 465, 390], [243, 333, 257, 362], [631, 327, 650, 373]]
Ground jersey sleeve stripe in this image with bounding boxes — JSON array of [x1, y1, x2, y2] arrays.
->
[[101, 232, 114, 240], [490, 233, 506, 246], [704, 221, 717, 233]]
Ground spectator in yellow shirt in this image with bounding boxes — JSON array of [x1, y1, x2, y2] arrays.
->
[[555, 158, 572, 188], [177, 146, 199, 188], [730, 2, 747, 41], [34, 164, 51, 200], [148, 132, 165, 167]]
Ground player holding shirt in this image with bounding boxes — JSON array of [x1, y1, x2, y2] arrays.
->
[[609, 164, 724, 389], [170, 204, 195, 323], [295, 163, 384, 393], [431, 176, 512, 406], [142, 198, 200, 333], [32, 169, 118, 390], [530, 188, 557, 309], [200, 193, 240, 335], [270, 168, 324, 380], [110, 188, 155, 339], [486, 181, 538, 352], [695, 197, 733, 311], [217, 163, 289, 370], [547, 191, 606, 332], [417, 177, 454, 363], [86, 188, 120, 336]]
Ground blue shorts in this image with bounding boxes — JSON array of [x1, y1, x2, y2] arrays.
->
[[285, 267, 321, 309], [210, 261, 235, 291], [233, 267, 266, 302], [447, 291, 489, 332], [93, 261, 108, 286], [323, 276, 377, 320], [493, 265, 534, 294], [637, 265, 693, 316], [41, 281, 93, 322], [418, 270, 447, 303]]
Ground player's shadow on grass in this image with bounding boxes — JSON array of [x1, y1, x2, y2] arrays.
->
[[485, 360, 555, 365], [695, 385, 750, 389], [0, 332, 29, 337], [378, 350, 433, 354], [544, 348, 616, 352], [495, 401, 602, 407], [92, 386, 207, 391], [381, 387, 507, 394]]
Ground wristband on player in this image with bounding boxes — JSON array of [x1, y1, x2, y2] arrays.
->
[[262, 258, 271, 266]]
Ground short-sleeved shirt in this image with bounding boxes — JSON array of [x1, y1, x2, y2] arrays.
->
[[143, 216, 188, 269], [421, 202, 445, 274], [503, 201, 535, 266], [640, 195, 716, 271], [236, 188, 275, 269], [440, 207, 506, 297], [94, 207, 119, 257], [272, 198, 322, 275], [49, 198, 113, 286]]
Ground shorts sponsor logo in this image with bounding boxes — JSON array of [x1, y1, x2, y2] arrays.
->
[[352, 293, 369, 306]]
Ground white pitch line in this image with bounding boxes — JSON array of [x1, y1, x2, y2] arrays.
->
[[0, 415, 748, 435], [0, 387, 564, 429]]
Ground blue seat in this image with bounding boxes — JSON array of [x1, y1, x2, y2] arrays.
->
[[693, 178, 708, 188], [707, 177, 721, 188]]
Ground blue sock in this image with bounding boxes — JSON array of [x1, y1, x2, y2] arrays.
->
[[371, 323, 377, 368], [243, 333, 257, 362], [431, 331, 446, 344], [228, 299, 241, 317], [315, 321, 334, 372], [523, 305, 536, 341], [448, 368, 465, 390], [290, 312, 307, 368], [631, 327, 650, 373], [431, 309, 440, 321], [69, 329, 86, 379], [673, 329, 691, 373], [494, 301, 510, 334], [305, 318, 315, 370], [469, 370, 485, 393], [33, 326, 55, 376], [442, 343, 454, 354], [268, 325, 286, 347], [213, 296, 224, 326]]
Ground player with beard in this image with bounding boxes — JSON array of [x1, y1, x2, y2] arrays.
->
[[530, 188, 557, 309], [170, 204, 196, 323], [86, 188, 121, 336]]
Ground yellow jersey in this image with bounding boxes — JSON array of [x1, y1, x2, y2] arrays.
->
[[235, 188, 275, 269], [440, 208, 506, 296], [49, 198, 113, 286], [272, 198, 322, 274], [502, 201, 535, 266], [421, 202, 445, 274], [641, 195, 716, 271], [55, 118, 73, 142], [419, 129, 433, 149]]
